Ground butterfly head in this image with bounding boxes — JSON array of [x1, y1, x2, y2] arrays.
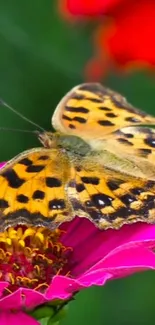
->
[[38, 131, 57, 148]]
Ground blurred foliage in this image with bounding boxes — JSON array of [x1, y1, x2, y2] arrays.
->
[[0, 1, 155, 324]]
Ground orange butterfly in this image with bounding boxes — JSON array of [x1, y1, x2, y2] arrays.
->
[[0, 83, 155, 231]]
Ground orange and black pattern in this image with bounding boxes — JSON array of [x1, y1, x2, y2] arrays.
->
[[0, 83, 155, 230]]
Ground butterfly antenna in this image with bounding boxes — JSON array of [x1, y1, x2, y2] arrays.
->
[[0, 127, 39, 135], [0, 99, 45, 132]]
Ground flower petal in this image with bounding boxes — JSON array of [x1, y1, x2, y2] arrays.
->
[[60, 0, 125, 16], [0, 289, 22, 310], [62, 218, 155, 276], [78, 269, 112, 287], [46, 275, 82, 299], [0, 282, 9, 298], [21, 288, 46, 309], [94, 1, 155, 72], [0, 311, 39, 325]]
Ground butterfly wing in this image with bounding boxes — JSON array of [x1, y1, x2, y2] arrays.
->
[[52, 83, 155, 141], [67, 153, 155, 229], [1, 83, 155, 231], [0, 148, 73, 231], [1, 146, 155, 231], [101, 126, 155, 179]]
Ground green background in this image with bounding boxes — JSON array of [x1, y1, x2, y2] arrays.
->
[[0, 1, 155, 324]]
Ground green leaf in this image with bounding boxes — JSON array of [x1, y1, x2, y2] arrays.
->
[[30, 305, 55, 320]]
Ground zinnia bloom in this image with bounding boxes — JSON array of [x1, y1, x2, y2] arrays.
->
[[60, 0, 155, 80], [1, 161, 155, 324]]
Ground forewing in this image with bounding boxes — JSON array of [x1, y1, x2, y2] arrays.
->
[[0, 148, 73, 231], [52, 83, 155, 141]]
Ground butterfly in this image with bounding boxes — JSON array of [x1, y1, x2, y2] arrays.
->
[[0, 82, 155, 231]]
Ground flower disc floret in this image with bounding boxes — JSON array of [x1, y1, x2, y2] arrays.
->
[[0, 226, 72, 296]]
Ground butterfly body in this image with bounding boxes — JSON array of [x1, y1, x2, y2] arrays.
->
[[0, 83, 155, 231]]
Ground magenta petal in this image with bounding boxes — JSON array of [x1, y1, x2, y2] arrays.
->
[[21, 288, 46, 309], [101, 246, 155, 278], [46, 275, 84, 299], [0, 289, 22, 310], [0, 282, 9, 298], [0, 311, 39, 325], [83, 246, 155, 284], [78, 270, 112, 286]]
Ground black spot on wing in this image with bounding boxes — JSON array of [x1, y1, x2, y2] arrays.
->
[[107, 180, 119, 190], [26, 165, 45, 173], [123, 133, 134, 139], [109, 207, 132, 220], [65, 106, 89, 113], [3, 169, 25, 188], [91, 193, 113, 208], [120, 194, 136, 205], [16, 194, 29, 203], [98, 120, 115, 126], [62, 114, 72, 121], [81, 177, 100, 185], [130, 187, 143, 195], [144, 137, 155, 148], [106, 112, 117, 118], [18, 158, 33, 166], [38, 155, 49, 160], [0, 199, 9, 208], [45, 177, 62, 188], [117, 138, 133, 146], [69, 124, 76, 129], [73, 117, 87, 123], [125, 116, 141, 123], [62, 114, 87, 123], [99, 107, 111, 111], [138, 148, 152, 155], [32, 190, 45, 200], [76, 183, 85, 192], [48, 199, 66, 210]]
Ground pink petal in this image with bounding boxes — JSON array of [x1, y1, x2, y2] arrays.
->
[[46, 276, 82, 300], [21, 288, 46, 309], [77, 269, 112, 286], [62, 218, 155, 275], [82, 247, 155, 279], [0, 289, 22, 310], [0, 311, 39, 325], [0, 282, 9, 298]]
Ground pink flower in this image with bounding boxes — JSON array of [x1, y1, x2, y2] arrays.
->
[[0, 162, 155, 323]]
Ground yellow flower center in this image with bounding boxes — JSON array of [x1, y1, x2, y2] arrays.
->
[[0, 226, 72, 296]]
